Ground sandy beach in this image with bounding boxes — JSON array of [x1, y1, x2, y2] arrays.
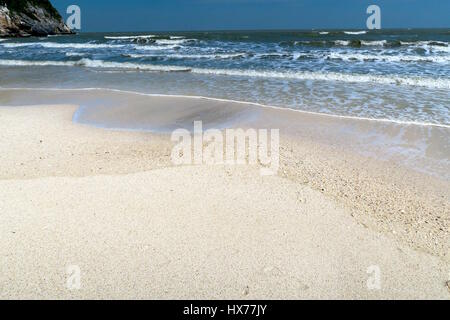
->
[[0, 90, 449, 299]]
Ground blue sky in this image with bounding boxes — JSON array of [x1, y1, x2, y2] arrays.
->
[[52, 0, 450, 32]]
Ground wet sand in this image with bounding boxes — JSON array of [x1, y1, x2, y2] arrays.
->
[[0, 89, 449, 299]]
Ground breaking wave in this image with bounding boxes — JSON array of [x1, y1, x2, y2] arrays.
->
[[326, 52, 450, 64], [104, 35, 157, 40], [0, 59, 191, 72], [287, 39, 449, 49], [1, 58, 448, 89], [124, 53, 246, 59], [190, 67, 450, 89], [1, 42, 126, 49], [343, 31, 367, 35]]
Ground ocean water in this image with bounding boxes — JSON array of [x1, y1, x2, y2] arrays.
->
[[0, 29, 449, 126]]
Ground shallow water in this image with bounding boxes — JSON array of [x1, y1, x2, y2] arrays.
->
[[0, 88, 448, 180], [1, 30, 449, 126]]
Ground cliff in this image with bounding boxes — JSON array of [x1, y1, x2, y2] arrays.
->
[[0, 0, 73, 37]]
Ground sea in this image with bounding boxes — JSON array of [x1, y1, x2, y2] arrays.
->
[[0, 29, 449, 127]]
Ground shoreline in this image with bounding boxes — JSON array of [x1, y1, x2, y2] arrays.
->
[[1, 87, 449, 180], [2, 87, 449, 128]]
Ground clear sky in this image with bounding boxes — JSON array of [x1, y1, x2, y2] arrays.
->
[[52, 0, 450, 32]]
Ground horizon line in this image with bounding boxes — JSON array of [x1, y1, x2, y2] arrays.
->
[[74, 27, 450, 33]]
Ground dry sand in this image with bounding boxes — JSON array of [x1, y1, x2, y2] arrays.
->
[[0, 102, 449, 299]]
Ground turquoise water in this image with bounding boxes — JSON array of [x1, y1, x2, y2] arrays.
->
[[1, 29, 449, 126]]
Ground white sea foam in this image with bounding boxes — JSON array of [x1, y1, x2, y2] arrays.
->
[[136, 44, 181, 51], [420, 44, 450, 53], [0, 59, 75, 67], [334, 40, 350, 46], [400, 41, 450, 53], [126, 53, 245, 59], [1, 43, 32, 47], [43, 42, 125, 49], [124, 50, 450, 64], [173, 53, 245, 59], [1, 42, 125, 49], [104, 35, 157, 40], [292, 52, 302, 60], [335, 40, 388, 46], [401, 41, 448, 46], [343, 31, 367, 35], [361, 40, 387, 46], [327, 52, 450, 64], [77, 59, 192, 72], [190, 67, 450, 90], [105, 35, 185, 40], [333, 39, 450, 49], [155, 39, 196, 45], [0, 59, 191, 72], [65, 52, 87, 57], [1, 58, 449, 89]]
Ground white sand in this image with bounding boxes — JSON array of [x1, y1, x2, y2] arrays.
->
[[0, 105, 449, 299]]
